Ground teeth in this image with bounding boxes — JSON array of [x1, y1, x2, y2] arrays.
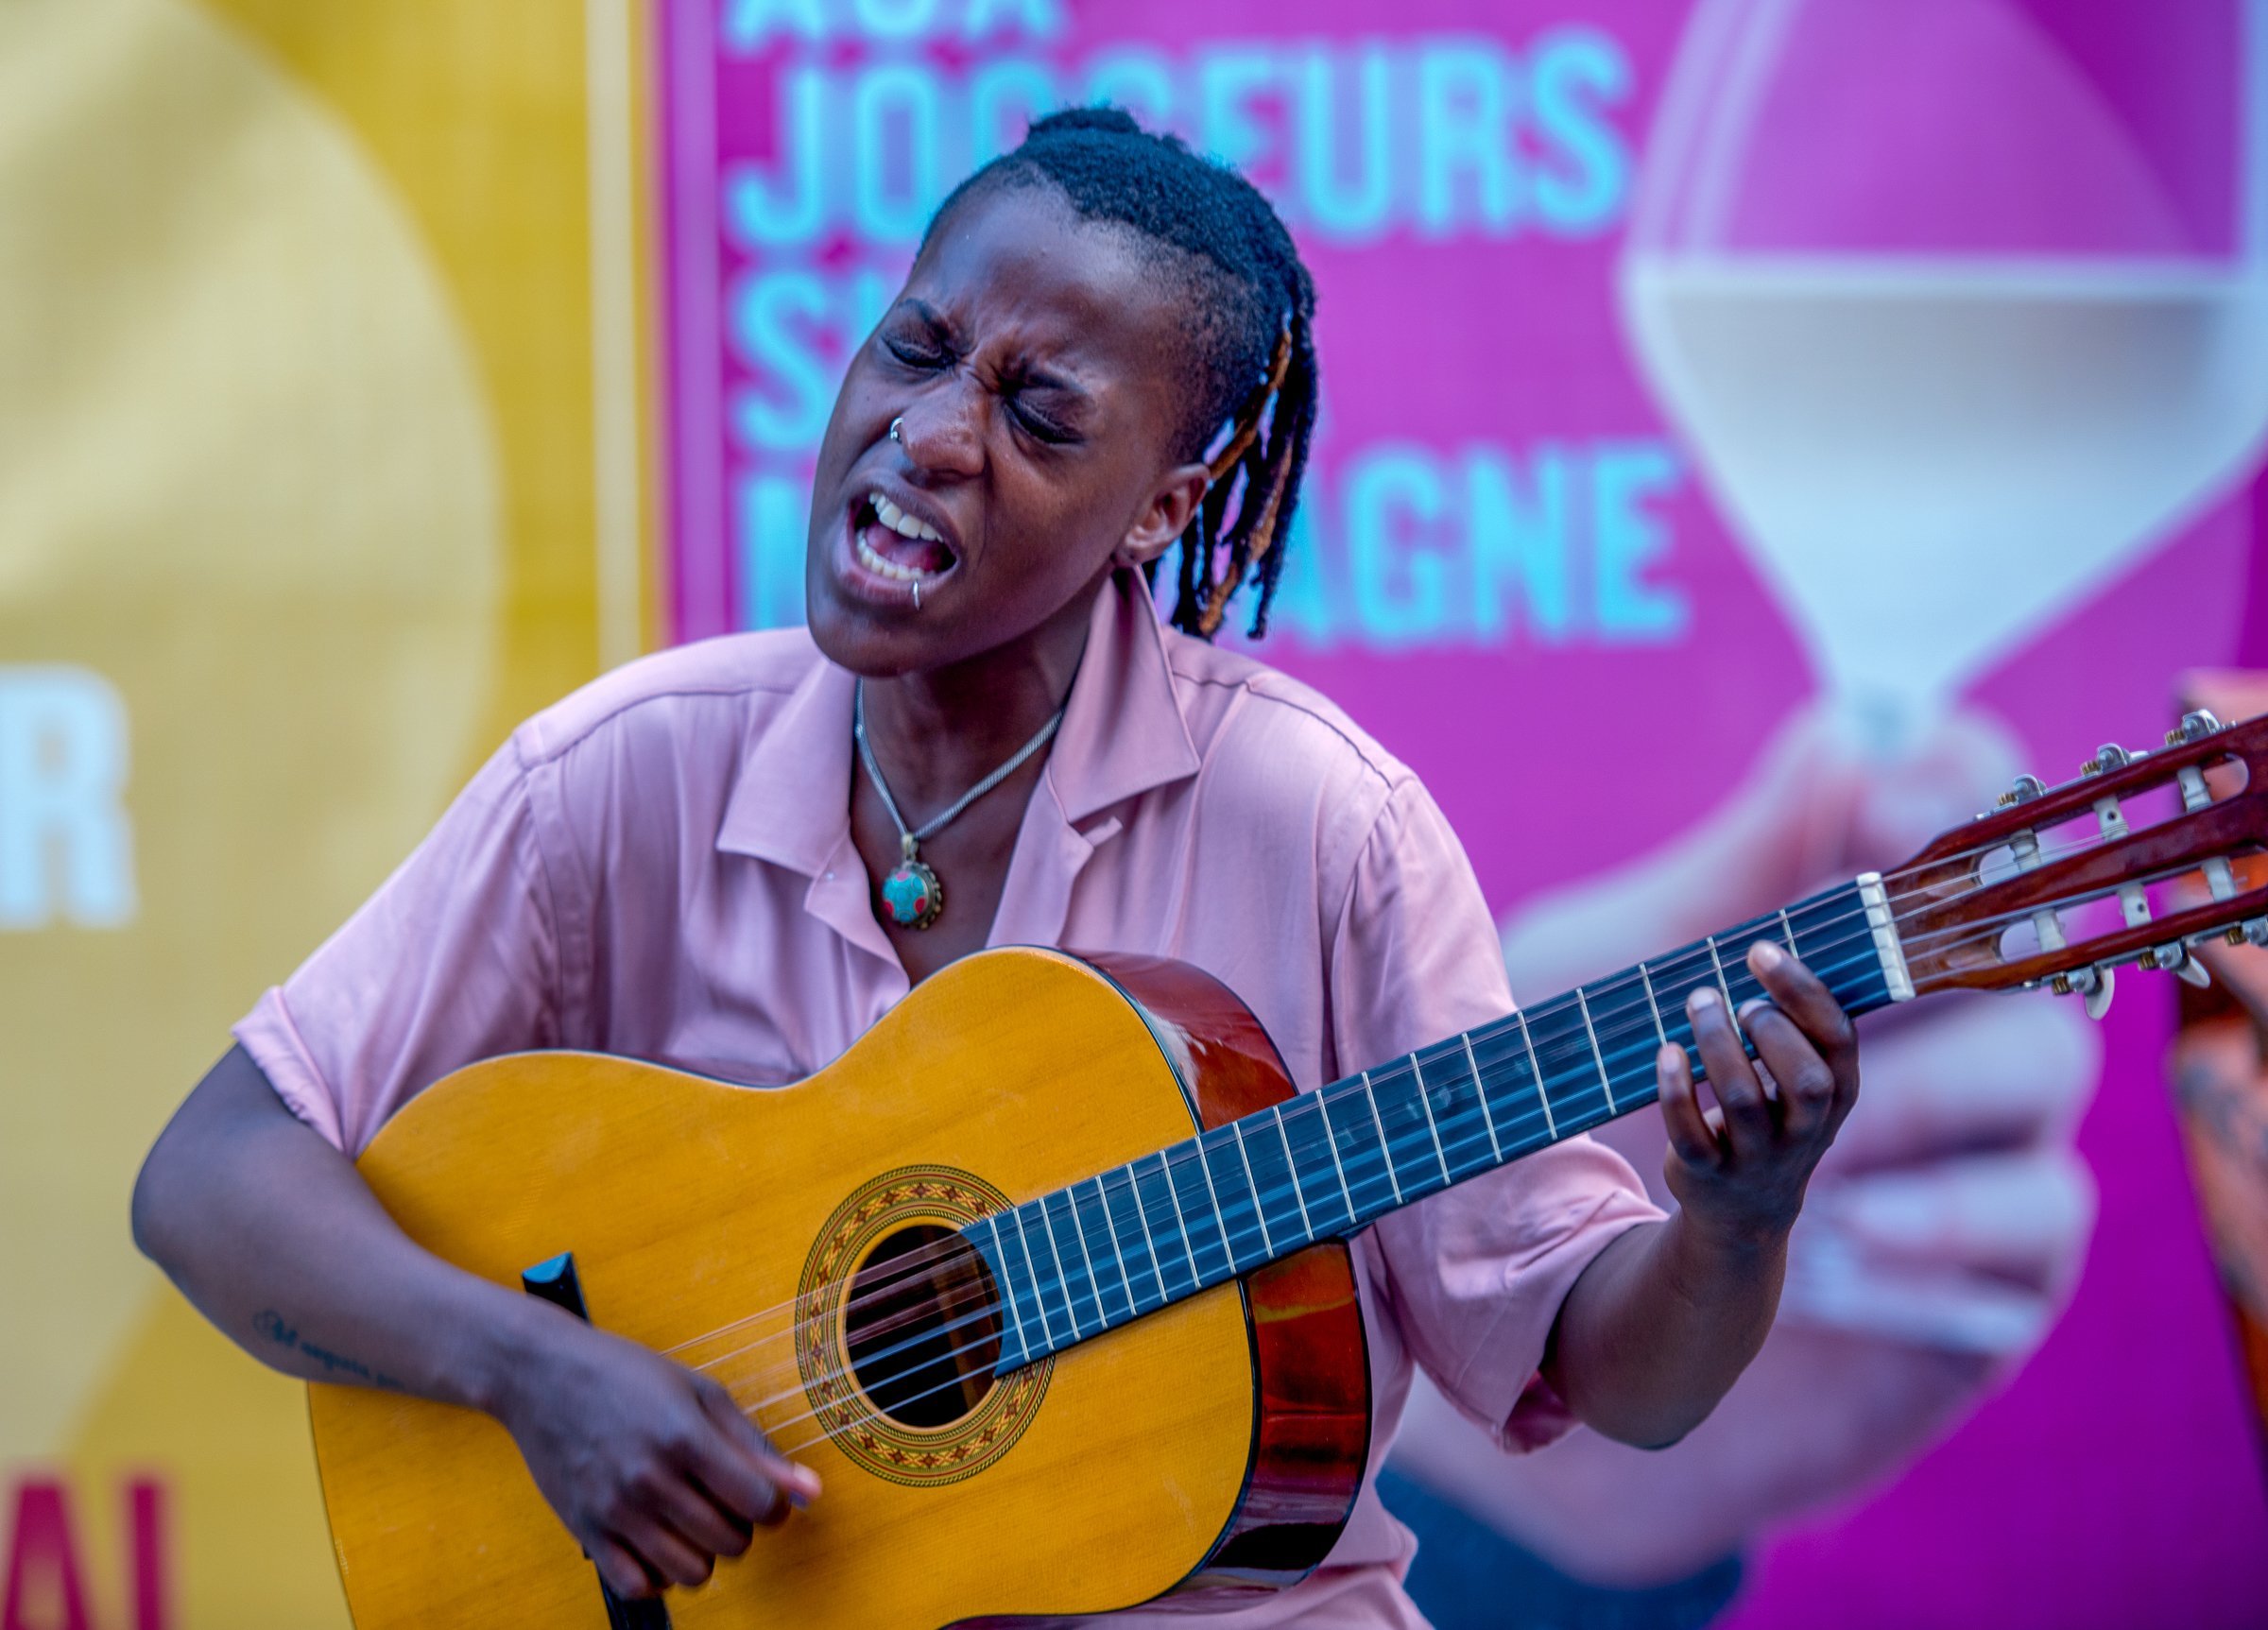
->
[[855, 534, 945, 583], [869, 491, 943, 543]]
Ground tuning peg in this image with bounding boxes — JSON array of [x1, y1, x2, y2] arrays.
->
[[2143, 942, 2213, 988], [1996, 774, 2047, 809], [2053, 964, 2116, 1019], [2168, 710, 2225, 746], [2084, 743, 2135, 777]]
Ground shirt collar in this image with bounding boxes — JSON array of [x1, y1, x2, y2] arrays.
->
[[1047, 567, 1203, 826], [715, 569, 1201, 874], [715, 643, 856, 875]]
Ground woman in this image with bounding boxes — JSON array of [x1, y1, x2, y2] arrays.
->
[[131, 110, 1860, 1625]]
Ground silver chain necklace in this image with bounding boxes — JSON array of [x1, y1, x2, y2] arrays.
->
[[853, 681, 1065, 930]]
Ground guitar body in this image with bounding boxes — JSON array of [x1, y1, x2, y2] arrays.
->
[[308, 948, 1371, 1628]]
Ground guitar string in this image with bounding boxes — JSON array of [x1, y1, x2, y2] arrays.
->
[[669, 831, 2247, 1422], [718, 810, 2237, 1369], [676, 928, 1913, 1418], [672, 854, 2204, 1413], [726, 817, 2262, 1429], [662, 912, 1901, 1388], [746, 929, 1913, 1446], [713, 900, 2161, 1451], [663, 870, 2177, 1404]]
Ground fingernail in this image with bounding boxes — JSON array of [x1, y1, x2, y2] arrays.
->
[[1738, 997, 1771, 1021], [1750, 940, 1786, 973], [1688, 987, 1720, 1012]]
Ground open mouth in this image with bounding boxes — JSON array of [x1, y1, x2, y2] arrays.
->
[[851, 490, 957, 585]]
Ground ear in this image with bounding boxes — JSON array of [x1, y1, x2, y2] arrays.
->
[[1111, 463, 1211, 569]]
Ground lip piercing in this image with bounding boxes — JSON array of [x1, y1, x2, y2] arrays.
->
[[889, 416, 904, 443], [912, 578, 920, 610]]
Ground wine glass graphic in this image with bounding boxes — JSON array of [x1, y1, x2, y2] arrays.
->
[[1621, 0, 2268, 752]]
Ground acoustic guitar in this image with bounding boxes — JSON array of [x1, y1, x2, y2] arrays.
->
[[311, 709, 2268, 1628]]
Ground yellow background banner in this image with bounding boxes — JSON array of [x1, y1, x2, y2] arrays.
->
[[0, 0, 650, 1620]]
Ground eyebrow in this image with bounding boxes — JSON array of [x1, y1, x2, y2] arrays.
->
[[896, 298, 962, 349], [892, 298, 1094, 403]]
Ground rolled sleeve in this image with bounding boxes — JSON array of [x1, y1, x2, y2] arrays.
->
[[1329, 779, 1664, 1452], [232, 736, 569, 1155]]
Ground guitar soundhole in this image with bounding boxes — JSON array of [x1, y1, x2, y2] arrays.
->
[[844, 1225, 1003, 1429]]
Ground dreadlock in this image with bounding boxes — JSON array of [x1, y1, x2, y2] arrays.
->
[[923, 106, 1319, 641]]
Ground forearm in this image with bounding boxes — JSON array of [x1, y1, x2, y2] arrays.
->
[[1541, 1211, 1785, 1449], [131, 1044, 548, 1414]]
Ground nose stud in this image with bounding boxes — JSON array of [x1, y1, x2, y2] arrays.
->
[[888, 416, 904, 444]]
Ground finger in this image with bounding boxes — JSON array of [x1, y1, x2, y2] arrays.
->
[[588, 1533, 662, 1599], [1746, 941, 1859, 1090], [687, 1381, 821, 1525], [1741, 1000, 1839, 1145], [610, 1513, 715, 1590], [1687, 987, 1774, 1157], [1656, 1041, 1722, 1169], [644, 1466, 758, 1561]]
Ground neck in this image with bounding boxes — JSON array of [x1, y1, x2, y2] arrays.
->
[[857, 573, 1102, 797], [968, 876, 1913, 1373]]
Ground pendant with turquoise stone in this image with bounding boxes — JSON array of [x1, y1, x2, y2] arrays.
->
[[881, 834, 945, 930]]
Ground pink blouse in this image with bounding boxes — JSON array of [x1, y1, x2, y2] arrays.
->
[[235, 569, 1659, 1625]]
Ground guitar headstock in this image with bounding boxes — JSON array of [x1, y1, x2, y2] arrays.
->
[[1881, 709, 2268, 1017]]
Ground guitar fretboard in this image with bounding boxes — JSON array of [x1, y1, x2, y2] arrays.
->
[[969, 879, 1904, 1373]]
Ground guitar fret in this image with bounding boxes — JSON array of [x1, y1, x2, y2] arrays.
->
[[1272, 1105, 1314, 1237], [1412, 1052, 1452, 1185], [1639, 961, 1669, 1048], [1011, 1206, 1058, 1349], [983, 1214, 1032, 1366], [1154, 1150, 1202, 1293], [1195, 1134, 1236, 1275], [1067, 1187, 1109, 1326], [1778, 906, 1798, 955], [1516, 1011, 1556, 1140], [1125, 1164, 1167, 1302], [1318, 1090, 1359, 1221], [1040, 1195, 1085, 1338], [1362, 1072, 1404, 1205], [1230, 1123, 1274, 1257], [1705, 935, 1737, 1012], [1574, 987, 1616, 1113], [1463, 1031, 1501, 1161], [1280, 1094, 1346, 1233], [1091, 1175, 1137, 1319]]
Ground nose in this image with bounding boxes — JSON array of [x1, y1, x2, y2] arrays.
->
[[892, 375, 986, 479]]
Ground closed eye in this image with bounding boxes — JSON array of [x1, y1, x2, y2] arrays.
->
[[1008, 396, 1076, 444], [884, 335, 953, 370]]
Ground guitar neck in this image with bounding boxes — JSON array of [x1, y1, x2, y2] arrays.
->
[[972, 877, 1913, 1374]]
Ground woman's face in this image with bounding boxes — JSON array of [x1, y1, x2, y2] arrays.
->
[[805, 183, 1207, 678]]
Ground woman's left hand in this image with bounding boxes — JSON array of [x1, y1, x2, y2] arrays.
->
[[1658, 940, 1863, 1249]]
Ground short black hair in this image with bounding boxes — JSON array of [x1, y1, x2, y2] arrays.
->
[[924, 107, 1318, 641]]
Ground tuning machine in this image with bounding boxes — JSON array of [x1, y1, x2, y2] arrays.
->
[[1995, 773, 2047, 811], [2052, 964, 2116, 1021], [2140, 941, 2213, 989], [2167, 709, 2225, 746]]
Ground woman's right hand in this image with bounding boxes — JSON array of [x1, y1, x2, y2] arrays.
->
[[495, 1308, 822, 1597], [132, 1046, 823, 1603]]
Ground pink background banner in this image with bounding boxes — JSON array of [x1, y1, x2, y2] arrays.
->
[[657, 0, 2268, 1620]]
